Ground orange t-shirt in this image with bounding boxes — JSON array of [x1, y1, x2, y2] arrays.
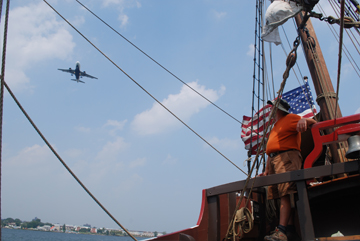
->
[[266, 113, 301, 155]]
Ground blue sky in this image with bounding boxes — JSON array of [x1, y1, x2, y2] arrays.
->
[[1, 0, 359, 233]]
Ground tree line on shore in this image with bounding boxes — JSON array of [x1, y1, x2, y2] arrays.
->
[[1, 217, 166, 237], [1, 217, 126, 235], [1, 217, 53, 229]]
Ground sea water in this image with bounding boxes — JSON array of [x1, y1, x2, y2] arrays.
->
[[2, 228, 149, 241]]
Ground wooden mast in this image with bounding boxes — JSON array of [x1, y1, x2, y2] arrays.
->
[[294, 12, 345, 163]]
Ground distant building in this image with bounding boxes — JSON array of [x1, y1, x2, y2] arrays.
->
[[38, 225, 51, 231], [129, 230, 141, 236], [142, 231, 155, 237], [128, 230, 155, 237], [50, 224, 61, 232], [90, 228, 97, 233], [76, 226, 90, 232], [65, 225, 75, 231]]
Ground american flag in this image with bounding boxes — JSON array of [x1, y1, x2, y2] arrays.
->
[[241, 81, 317, 155]]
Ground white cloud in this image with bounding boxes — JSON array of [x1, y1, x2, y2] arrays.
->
[[114, 173, 143, 192], [102, 0, 141, 28], [3, 144, 62, 185], [129, 157, 146, 168], [96, 136, 129, 162], [247, 44, 254, 57], [64, 148, 84, 159], [131, 81, 225, 135], [2, 2, 75, 92], [213, 10, 227, 20], [5, 70, 32, 93], [4, 144, 54, 168], [162, 154, 177, 165], [103, 119, 127, 135], [71, 15, 86, 28], [355, 107, 360, 114], [75, 126, 91, 133], [102, 0, 141, 7], [102, 0, 126, 6], [118, 13, 129, 28]]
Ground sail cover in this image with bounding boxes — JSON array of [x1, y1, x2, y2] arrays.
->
[[262, 0, 303, 45]]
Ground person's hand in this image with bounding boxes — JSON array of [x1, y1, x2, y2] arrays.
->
[[258, 169, 269, 177], [296, 118, 308, 132]]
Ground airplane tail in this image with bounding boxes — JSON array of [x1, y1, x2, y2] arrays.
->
[[71, 79, 85, 84]]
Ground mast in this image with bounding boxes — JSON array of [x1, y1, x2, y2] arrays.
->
[[295, 13, 345, 163]]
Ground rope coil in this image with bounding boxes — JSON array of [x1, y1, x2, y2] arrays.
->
[[232, 207, 253, 240]]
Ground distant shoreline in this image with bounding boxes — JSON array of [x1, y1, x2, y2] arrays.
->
[[3, 227, 147, 238]]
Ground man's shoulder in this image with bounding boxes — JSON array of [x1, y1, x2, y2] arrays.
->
[[287, 113, 301, 120]]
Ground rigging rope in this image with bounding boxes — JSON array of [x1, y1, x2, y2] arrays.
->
[[0, 1, 10, 239], [249, 0, 266, 173], [317, 3, 360, 78], [335, 0, 346, 121], [75, 0, 243, 125], [43, 0, 247, 175]]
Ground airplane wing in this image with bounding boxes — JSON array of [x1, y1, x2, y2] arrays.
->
[[80, 71, 98, 79], [58, 68, 76, 75]]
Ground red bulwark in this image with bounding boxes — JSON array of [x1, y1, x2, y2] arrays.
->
[[304, 113, 360, 169]]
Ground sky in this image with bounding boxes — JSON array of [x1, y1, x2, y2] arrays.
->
[[1, 0, 360, 233]]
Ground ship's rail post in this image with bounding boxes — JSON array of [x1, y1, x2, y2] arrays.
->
[[207, 191, 239, 241], [296, 180, 315, 240], [207, 195, 219, 241]]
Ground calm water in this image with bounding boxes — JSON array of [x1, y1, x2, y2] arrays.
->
[[2, 228, 149, 241]]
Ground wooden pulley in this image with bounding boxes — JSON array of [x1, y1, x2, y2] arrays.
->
[[307, 36, 316, 48], [286, 52, 297, 68]]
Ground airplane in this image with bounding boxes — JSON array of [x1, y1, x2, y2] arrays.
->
[[58, 61, 97, 83]]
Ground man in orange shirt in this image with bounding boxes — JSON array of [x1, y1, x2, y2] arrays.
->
[[263, 98, 316, 241]]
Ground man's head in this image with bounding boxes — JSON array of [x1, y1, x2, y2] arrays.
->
[[267, 98, 291, 114]]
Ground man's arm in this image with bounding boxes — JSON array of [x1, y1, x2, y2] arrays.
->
[[296, 118, 317, 132]]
